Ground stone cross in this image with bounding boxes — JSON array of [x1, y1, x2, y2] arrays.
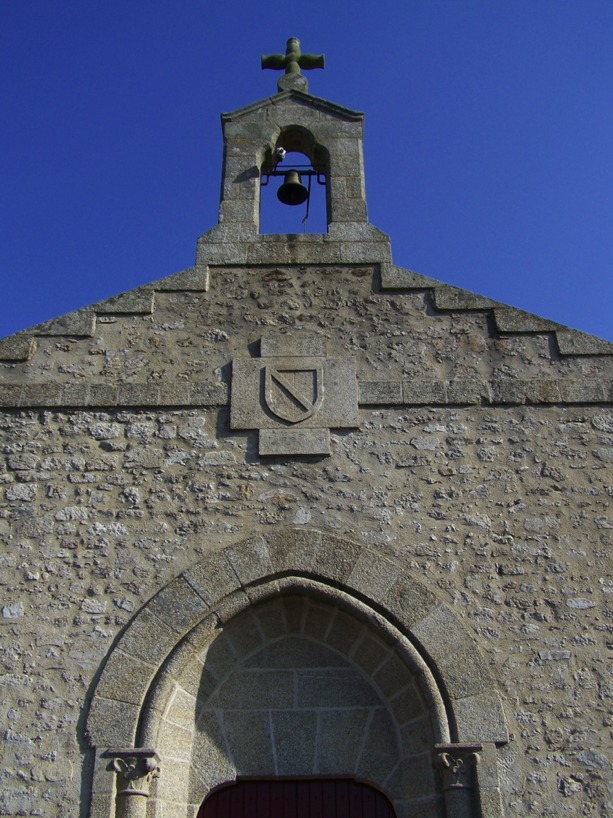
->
[[261, 37, 324, 92]]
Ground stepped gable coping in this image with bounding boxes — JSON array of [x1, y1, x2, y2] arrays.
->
[[382, 264, 613, 357], [1, 264, 611, 391], [0, 266, 208, 361]]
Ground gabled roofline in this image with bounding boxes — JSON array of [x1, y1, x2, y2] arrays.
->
[[222, 89, 364, 123]]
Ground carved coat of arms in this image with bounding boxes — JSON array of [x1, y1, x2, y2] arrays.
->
[[264, 365, 324, 423], [231, 333, 357, 455]]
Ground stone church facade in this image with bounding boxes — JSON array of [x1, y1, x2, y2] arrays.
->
[[1, 40, 611, 818]]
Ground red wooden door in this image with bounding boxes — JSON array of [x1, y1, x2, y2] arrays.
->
[[198, 779, 396, 818]]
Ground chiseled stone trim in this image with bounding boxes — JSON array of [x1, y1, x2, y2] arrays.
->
[[140, 590, 444, 813], [493, 307, 563, 334], [359, 378, 613, 406], [0, 267, 209, 361], [102, 748, 160, 797], [555, 328, 613, 356], [31, 309, 97, 338], [381, 264, 613, 357], [1, 376, 611, 410], [0, 381, 229, 408], [86, 528, 508, 752], [4, 261, 611, 365], [433, 286, 498, 311], [86, 530, 509, 818], [0, 335, 37, 362]]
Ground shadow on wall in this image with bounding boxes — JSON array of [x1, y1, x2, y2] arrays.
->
[[146, 594, 444, 817]]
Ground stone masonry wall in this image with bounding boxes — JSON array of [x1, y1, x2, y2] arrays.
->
[[0, 261, 612, 817], [1, 400, 611, 815]]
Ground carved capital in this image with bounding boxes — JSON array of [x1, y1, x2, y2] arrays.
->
[[434, 743, 482, 791], [103, 748, 160, 797]]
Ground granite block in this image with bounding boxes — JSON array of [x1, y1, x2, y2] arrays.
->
[[386, 576, 438, 629], [154, 265, 209, 291], [316, 533, 362, 584], [223, 710, 275, 775], [315, 709, 369, 774], [433, 285, 498, 311], [266, 527, 323, 575], [146, 576, 210, 635], [560, 378, 606, 402], [95, 289, 154, 314], [556, 329, 613, 356], [402, 380, 447, 405], [359, 381, 403, 404], [272, 710, 317, 775], [95, 649, 157, 705], [223, 535, 273, 586], [183, 551, 243, 606], [348, 548, 403, 603], [116, 606, 179, 666], [445, 378, 485, 405], [86, 697, 140, 747], [0, 335, 35, 361], [453, 693, 509, 744]]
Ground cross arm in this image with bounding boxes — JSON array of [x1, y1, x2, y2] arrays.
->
[[298, 54, 325, 70], [261, 54, 287, 71]]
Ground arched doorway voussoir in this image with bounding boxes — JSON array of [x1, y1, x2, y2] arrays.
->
[[86, 528, 508, 751]]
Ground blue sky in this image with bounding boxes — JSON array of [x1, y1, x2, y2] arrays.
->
[[2, 1, 612, 340]]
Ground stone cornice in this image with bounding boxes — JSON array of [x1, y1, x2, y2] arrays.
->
[[0, 376, 611, 410]]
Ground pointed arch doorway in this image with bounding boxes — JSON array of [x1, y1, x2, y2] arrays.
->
[[198, 779, 396, 818], [87, 529, 509, 817]]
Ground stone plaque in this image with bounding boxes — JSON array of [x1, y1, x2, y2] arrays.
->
[[231, 333, 358, 455]]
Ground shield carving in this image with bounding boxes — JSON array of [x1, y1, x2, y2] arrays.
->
[[264, 365, 324, 423]]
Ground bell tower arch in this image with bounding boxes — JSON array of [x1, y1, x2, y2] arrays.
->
[[195, 42, 391, 270]]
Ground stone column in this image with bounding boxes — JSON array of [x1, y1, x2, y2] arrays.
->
[[434, 744, 482, 818], [103, 749, 160, 818]]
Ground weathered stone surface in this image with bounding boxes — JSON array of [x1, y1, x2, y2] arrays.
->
[[183, 551, 243, 605], [446, 378, 486, 404], [86, 697, 141, 747], [145, 576, 210, 635], [402, 379, 446, 405], [490, 378, 560, 404], [259, 428, 330, 455], [116, 607, 180, 666], [433, 285, 498, 311], [453, 693, 509, 744], [556, 328, 613, 355], [94, 650, 157, 705], [316, 709, 370, 773], [386, 576, 438, 629], [33, 309, 96, 336], [380, 265, 445, 290], [559, 378, 606, 402], [94, 289, 154, 314], [347, 548, 403, 602], [266, 527, 322, 574], [261, 331, 326, 357], [154, 265, 209, 291], [1, 58, 612, 818], [359, 380, 403, 404], [224, 535, 272, 586], [494, 307, 563, 333], [0, 333, 35, 360]]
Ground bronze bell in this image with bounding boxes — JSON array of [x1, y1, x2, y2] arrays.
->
[[277, 170, 309, 206]]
